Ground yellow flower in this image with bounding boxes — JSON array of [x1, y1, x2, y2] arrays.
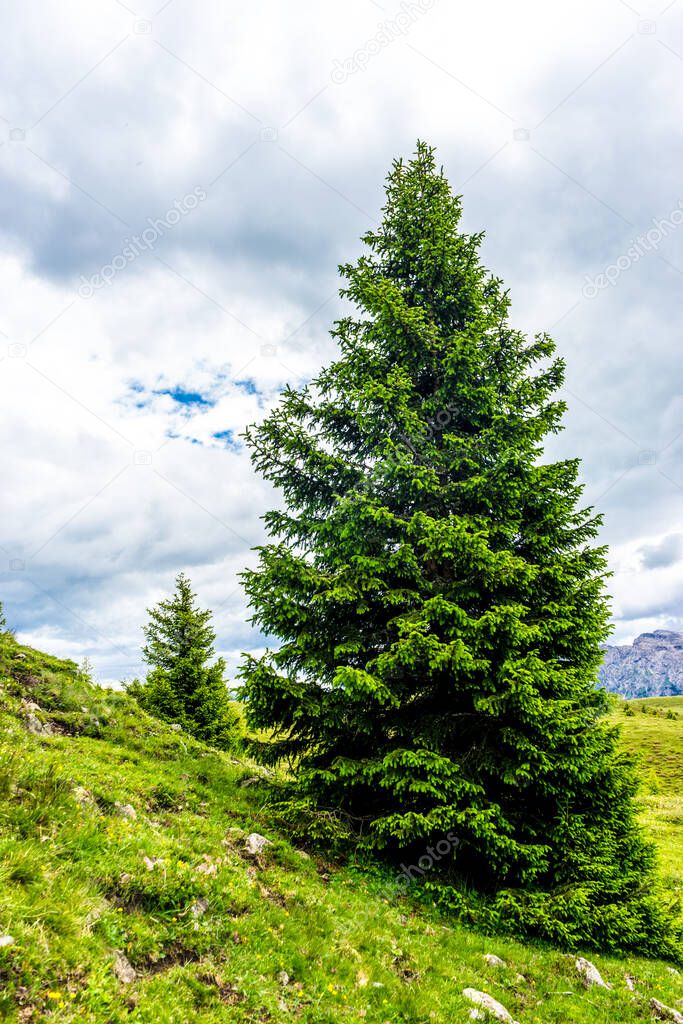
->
[[46, 991, 61, 1000]]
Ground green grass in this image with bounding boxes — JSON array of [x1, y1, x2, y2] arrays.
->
[[612, 697, 683, 889], [3, 636, 683, 1023]]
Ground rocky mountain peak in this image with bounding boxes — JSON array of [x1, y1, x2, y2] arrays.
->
[[599, 630, 683, 698]]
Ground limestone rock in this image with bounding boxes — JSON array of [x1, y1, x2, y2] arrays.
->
[[190, 897, 210, 919], [575, 957, 611, 989], [115, 802, 137, 820], [600, 629, 683, 698], [462, 988, 518, 1023], [113, 951, 136, 984], [0, 935, 15, 947], [651, 998, 683, 1023], [245, 832, 273, 856], [25, 713, 54, 736], [484, 954, 507, 968]]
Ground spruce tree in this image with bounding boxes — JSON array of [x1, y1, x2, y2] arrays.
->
[[239, 143, 676, 955], [131, 573, 242, 749]]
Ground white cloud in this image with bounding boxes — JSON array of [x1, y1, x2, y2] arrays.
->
[[1, 0, 683, 679]]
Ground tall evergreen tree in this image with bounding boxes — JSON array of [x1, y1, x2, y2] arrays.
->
[[130, 573, 242, 749], [239, 144, 676, 954]]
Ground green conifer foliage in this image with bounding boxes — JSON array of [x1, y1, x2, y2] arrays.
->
[[239, 143, 676, 954], [131, 573, 242, 749]]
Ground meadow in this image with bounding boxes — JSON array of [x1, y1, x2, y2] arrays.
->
[[1, 634, 683, 1023]]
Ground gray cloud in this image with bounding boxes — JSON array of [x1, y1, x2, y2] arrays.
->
[[2, 0, 683, 677]]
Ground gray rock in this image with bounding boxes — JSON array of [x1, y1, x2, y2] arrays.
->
[[72, 786, 97, 809], [245, 832, 273, 856], [113, 951, 136, 984], [599, 630, 683, 698], [115, 802, 137, 821], [651, 998, 683, 1023], [484, 954, 507, 968], [25, 713, 54, 736], [462, 988, 518, 1023], [0, 935, 15, 947], [190, 897, 210, 919], [575, 957, 612, 989], [277, 971, 290, 986]]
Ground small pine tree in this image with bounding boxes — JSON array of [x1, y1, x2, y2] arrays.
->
[[239, 143, 677, 956], [131, 573, 242, 749]]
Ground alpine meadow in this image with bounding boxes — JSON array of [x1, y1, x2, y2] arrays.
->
[[239, 143, 678, 957]]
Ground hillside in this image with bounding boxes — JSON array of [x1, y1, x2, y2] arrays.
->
[[600, 630, 683, 698], [2, 636, 683, 1023]]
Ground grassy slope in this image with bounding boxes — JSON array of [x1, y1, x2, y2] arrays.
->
[[612, 698, 683, 888], [2, 639, 683, 1024]]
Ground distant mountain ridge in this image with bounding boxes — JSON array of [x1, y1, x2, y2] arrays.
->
[[599, 629, 683, 699]]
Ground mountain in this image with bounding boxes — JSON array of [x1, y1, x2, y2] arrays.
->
[[599, 629, 683, 698]]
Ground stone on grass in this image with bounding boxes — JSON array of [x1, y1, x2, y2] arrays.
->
[[651, 998, 683, 1023], [25, 713, 54, 737], [462, 988, 518, 1023], [115, 803, 137, 821], [0, 935, 15, 947], [190, 897, 210, 919], [484, 954, 507, 968], [277, 971, 290, 986], [113, 951, 136, 984], [72, 786, 97, 809], [245, 832, 273, 856], [575, 957, 612, 989]]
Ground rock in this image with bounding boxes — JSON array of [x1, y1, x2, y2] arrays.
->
[[575, 957, 612, 989], [190, 897, 210, 919], [72, 786, 96, 809], [0, 935, 15, 947], [651, 998, 683, 1023], [625, 973, 638, 991], [21, 699, 42, 713], [142, 856, 161, 871], [239, 776, 262, 788], [484, 954, 507, 968], [462, 988, 518, 1023], [195, 857, 218, 876], [119, 872, 131, 884], [668, 967, 681, 977], [170, 723, 182, 732], [245, 832, 273, 856], [277, 971, 290, 986], [113, 951, 136, 984], [25, 713, 54, 736], [12, 652, 26, 660], [600, 629, 683, 698], [115, 803, 137, 821]]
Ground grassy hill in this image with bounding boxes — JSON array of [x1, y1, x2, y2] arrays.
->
[[2, 636, 683, 1024]]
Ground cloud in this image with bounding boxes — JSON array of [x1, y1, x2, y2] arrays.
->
[[639, 534, 683, 570], [2, 0, 683, 680]]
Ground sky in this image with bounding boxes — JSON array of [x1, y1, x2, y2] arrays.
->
[[1, 0, 683, 683]]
